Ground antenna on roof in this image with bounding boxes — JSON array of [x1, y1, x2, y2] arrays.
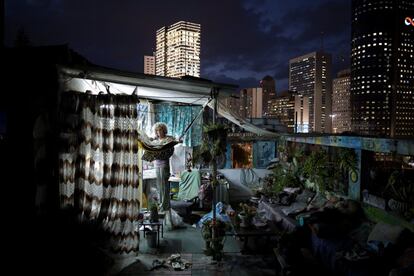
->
[[320, 31, 325, 52]]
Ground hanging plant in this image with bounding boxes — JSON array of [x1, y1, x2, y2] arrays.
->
[[193, 123, 228, 167], [196, 123, 229, 261]]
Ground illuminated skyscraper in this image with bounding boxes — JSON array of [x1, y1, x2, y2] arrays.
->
[[143, 55, 155, 75], [260, 76, 276, 117], [289, 51, 332, 133], [332, 69, 351, 133], [269, 90, 295, 133], [351, 0, 414, 137], [155, 21, 201, 78], [239, 88, 263, 119]]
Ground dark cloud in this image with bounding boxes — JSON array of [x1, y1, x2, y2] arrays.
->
[[5, 0, 350, 91]]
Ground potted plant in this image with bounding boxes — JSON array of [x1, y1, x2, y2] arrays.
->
[[238, 203, 257, 228], [201, 219, 228, 261], [149, 201, 159, 223], [270, 162, 303, 196]]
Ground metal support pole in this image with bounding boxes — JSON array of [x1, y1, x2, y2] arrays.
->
[[211, 87, 219, 260], [212, 88, 218, 221]]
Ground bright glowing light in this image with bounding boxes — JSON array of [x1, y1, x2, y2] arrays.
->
[[405, 17, 414, 26]]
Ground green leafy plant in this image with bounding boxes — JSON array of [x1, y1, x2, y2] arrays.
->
[[269, 163, 302, 196], [148, 201, 159, 222], [332, 148, 358, 195], [303, 150, 329, 192], [201, 219, 228, 261], [195, 123, 228, 260], [193, 123, 228, 168], [337, 148, 358, 175]]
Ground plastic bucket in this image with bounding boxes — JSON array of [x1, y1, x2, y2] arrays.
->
[[146, 231, 157, 248]]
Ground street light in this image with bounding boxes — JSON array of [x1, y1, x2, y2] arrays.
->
[[329, 114, 337, 133]]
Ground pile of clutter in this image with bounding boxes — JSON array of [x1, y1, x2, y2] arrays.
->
[[150, 254, 192, 271]]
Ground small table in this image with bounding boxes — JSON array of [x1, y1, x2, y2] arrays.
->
[[229, 221, 280, 254], [139, 219, 164, 247]]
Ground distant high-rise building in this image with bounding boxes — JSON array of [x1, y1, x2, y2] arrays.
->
[[289, 51, 332, 133], [221, 94, 240, 117], [294, 95, 310, 133], [155, 21, 201, 78], [239, 88, 263, 118], [269, 90, 295, 132], [144, 55, 155, 75], [260, 76, 276, 117], [351, 0, 414, 137], [332, 69, 351, 133]]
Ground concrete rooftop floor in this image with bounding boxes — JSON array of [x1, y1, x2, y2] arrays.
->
[[28, 210, 280, 276], [109, 216, 280, 275]]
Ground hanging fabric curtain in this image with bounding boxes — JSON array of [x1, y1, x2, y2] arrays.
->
[[154, 103, 202, 147], [59, 92, 140, 253], [137, 101, 151, 135]]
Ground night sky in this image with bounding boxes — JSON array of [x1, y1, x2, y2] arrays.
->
[[5, 0, 351, 92]]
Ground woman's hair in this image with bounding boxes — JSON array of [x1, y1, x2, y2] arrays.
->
[[153, 122, 168, 136]]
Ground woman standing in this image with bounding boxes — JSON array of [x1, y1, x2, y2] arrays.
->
[[152, 122, 174, 212]]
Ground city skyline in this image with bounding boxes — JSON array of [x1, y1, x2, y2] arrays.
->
[[4, 0, 351, 92]]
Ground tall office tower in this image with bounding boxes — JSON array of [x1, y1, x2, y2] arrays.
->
[[155, 21, 201, 78], [239, 88, 263, 118], [289, 51, 332, 133], [332, 69, 352, 133], [269, 90, 295, 132], [351, 0, 414, 137], [260, 76, 276, 117], [144, 55, 155, 75]]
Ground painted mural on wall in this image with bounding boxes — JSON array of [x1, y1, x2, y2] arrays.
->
[[348, 149, 362, 201], [286, 135, 414, 155]]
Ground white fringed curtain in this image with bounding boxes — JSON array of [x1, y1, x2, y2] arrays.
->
[[59, 92, 140, 253]]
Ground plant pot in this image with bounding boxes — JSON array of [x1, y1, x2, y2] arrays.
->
[[238, 214, 252, 228], [146, 230, 158, 248]]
